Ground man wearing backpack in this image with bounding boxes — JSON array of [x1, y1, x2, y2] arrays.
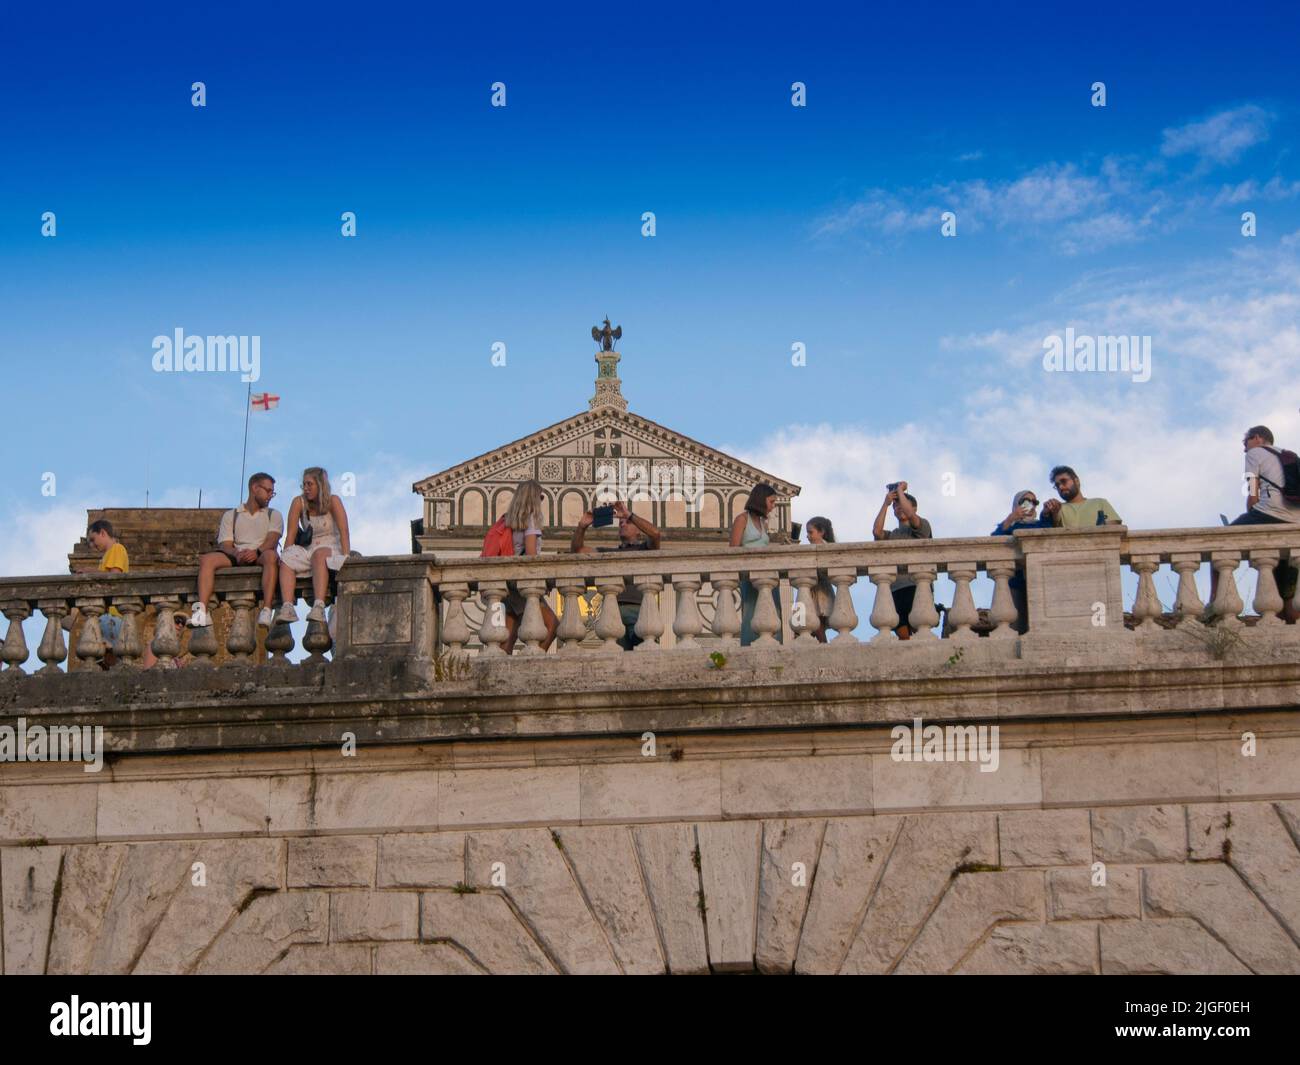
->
[[1225, 426, 1299, 622], [1233, 426, 1300, 524]]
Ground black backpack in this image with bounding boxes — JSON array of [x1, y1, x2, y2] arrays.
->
[[1260, 447, 1300, 505]]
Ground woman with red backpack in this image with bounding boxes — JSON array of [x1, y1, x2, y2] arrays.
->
[[482, 479, 558, 653]]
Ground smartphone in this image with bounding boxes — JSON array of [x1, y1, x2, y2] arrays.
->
[[592, 505, 615, 528], [791, 521, 803, 541], [886, 482, 900, 492]]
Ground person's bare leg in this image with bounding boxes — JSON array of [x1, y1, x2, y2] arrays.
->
[[539, 602, 558, 652], [278, 562, 296, 611], [197, 551, 230, 606], [503, 613, 520, 654], [258, 550, 278, 610], [311, 548, 329, 604]]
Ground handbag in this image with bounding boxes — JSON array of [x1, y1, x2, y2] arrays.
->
[[294, 497, 314, 549]]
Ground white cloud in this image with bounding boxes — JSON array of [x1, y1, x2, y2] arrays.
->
[[1213, 175, 1300, 206], [0, 502, 90, 579], [1161, 105, 1273, 166]]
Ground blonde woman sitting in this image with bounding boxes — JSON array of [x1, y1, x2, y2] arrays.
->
[[277, 467, 352, 624]]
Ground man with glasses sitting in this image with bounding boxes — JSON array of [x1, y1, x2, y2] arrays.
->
[[190, 472, 284, 629]]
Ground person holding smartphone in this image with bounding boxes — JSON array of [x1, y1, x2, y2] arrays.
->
[[571, 500, 661, 650], [872, 480, 932, 640]]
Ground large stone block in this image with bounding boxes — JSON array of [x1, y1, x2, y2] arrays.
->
[[46, 844, 125, 974], [264, 943, 372, 975], [90, 841, 199, 974], [958, 921, 1098, 975], [277, 770, 438, 834], [330, 892, 419, 942], [1100, 918, 1250, 975], [419, 891, 556, 974], [1048, 866, 1139, 919], [755, 819, 823, 975], [377, 832, 464, 888], [696, 821, 760, 972], [999, 809, 1091, 866], [1042, 742, 1218, 806], [374, 942, 482, 975], [0, 784, 97, 845], [895, 869, 1043, 974], [289, 836, 376, 888], [440, 766, 579, 828], [720, 756, 870, 819], [840, 811, 997, 974], [1216, 737, 1300, 799], [632, 822, 708, 974], [1, 845, 61, 974], [872, 748, 1040, 812], [1091, 804, 1186, 862], [581, 762, 721, 824], [196, 891, 328, 974], [466, 828, 618, 974], [96, 777, 271, 840], [795, 816, 901, 974], [553, 825, 664, 975]]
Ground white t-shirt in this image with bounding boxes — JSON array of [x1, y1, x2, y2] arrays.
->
[[218, 504, 285, 551], [511, 516, 542, 555], [1245, 447, 1300, 522]]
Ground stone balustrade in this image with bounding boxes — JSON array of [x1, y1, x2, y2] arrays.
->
[[3, 525, 1298, 677], [0, 567, 336, 674]]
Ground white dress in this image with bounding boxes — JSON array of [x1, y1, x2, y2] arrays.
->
[[281, 506, 347, 574]]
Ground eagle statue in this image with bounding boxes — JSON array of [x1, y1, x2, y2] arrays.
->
[[592, 318, 622, 351]]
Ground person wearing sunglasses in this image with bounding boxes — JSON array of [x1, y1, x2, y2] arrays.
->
[[141, 611, 193, 669], [191, 472, 284, 629]]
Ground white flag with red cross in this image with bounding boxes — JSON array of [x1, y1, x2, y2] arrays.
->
[[250, 392, 280, 412]]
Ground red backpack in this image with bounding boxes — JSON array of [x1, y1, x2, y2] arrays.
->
[[480, 517, 515, 558]]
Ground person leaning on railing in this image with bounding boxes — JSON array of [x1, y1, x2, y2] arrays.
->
[[570, 500, 661, 650], [803, 516, 836, 643], [732, 483, 782, 646], [1041, 466, 1122, 527], [991, 490, 1052, 634]]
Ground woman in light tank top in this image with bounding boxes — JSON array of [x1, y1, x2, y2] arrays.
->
[[730, 483, 783, 646], [277, 467, 352, 625]]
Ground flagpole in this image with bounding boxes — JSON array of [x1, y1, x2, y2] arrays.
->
[[238, 380, 252, 503]]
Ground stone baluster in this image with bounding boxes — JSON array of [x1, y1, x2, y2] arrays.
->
[[303, 609, 333, 663], [114, 597, 146, 669], [556, 578, 589, 653], [187, 596, 220, 666], [74, 598, 107, 667], [749, 570, 782, 647], [986, 562, 1019, 640], [1129, 556, 1163, 631], [1, 601, 32, 673], [514, 579, 550, 654], [477, 582, 510, 655], [1169, 555, 1205, 626], [149, 595, 183, 667], [225, 591, 258, 662], [906, 566, 940, 642], [789, 570, 821, 646], [826, 568, 860, 643], [440, 583, 473, 654], [709, 574, 742, 646], [1248, 552, 1284, 627], [264, 618, 295, 664], [945, 564, 979, 641], [671, 573, 704, 650], [1208, 553, 1245, 628], [594, 577, 628, 650], [633, 575, 665, 651], [867, 567, 898, 643], [36, 600, 69, 674]]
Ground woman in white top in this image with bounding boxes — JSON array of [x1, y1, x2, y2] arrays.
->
[[277, 467, 352, 624], [502, 479, 558, 654]]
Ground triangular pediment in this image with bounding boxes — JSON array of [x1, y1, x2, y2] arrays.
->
[[412, 407, 800, 498]]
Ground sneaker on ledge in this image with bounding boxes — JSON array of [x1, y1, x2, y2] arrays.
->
[[257, 607, 274, 628], [307, 601, 326, 623], [276, 603, 298, 624], [188, 603, 212, 628]]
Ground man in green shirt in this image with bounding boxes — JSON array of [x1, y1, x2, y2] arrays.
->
[[1042, 466, 1123, 528]]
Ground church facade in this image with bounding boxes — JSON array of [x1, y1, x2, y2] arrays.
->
[[411, 325, 801, 554]]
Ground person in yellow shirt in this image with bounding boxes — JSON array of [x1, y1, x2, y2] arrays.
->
[[89, 519, 128, 667]]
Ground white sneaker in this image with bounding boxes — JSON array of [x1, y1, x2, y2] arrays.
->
[[257, 607, 274, 628], [188, 603, 212, 628], [275, 603, 298, 624], [307, 601, 327, 623]]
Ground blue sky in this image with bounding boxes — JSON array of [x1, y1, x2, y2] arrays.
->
[[3, 0, 1300, 580]]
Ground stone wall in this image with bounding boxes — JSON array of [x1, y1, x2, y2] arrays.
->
[[3, 711, 1298, 975]]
